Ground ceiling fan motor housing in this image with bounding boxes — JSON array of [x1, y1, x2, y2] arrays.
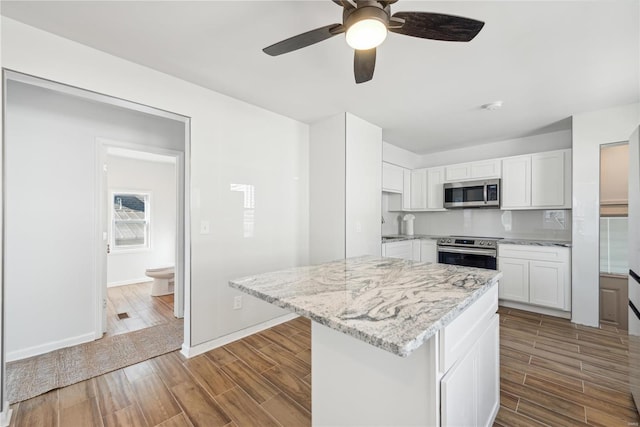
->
[[343, 1, 391, 30]]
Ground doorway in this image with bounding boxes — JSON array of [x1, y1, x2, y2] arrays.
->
[[599, 142, 629, 329], [3, 71, 190, 402], [99, 143, 183, 338]]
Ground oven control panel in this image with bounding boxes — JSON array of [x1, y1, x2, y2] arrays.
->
[[437, 238, 498, 248]]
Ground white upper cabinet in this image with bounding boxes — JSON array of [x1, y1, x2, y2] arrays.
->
[[427, 167, 445, 210], [382, 162, 403, 193], [445, 159, 501, 182], [531, 150, 569, 208], [470, 159, 502, 180], [502, 149, 571, 210], [444, 163, 471, 181], [410, 169, 428, 210], [502, 155, 532, 208], [402, 169, 411, 211]]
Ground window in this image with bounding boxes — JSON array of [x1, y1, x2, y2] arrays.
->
[[112, 192, 150, 250]]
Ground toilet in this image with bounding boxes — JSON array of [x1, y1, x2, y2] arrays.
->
[[146, 266, 175, 296]]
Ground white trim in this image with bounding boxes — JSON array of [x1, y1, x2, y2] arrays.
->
[[4, 70, 189, 123], [0, 404, 12, 427], [180, 313, 299, 359], [107, 278, 152, 288], [499, 300, 572, 319], [6, 332, 95, 362]]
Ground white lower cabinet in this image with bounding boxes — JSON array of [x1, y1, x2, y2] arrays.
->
[[441, 313, 499, 427], [498, 245, 571, 312], [498, 258, 529, 302], [421, 239, 438, 263], [529, 260, 568, 309], [382, 241, 411, 259]]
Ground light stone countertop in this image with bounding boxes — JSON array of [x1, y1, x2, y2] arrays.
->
[[499, 239, 572, 247], [229, 256, 501, 357]]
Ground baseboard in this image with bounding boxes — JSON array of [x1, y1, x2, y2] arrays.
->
[[7, 331, 96, 362], [180, 313, 299, 358], [0, 403, 12, 427], [499, 300, 571, 319], [107, 278, 152, 288]]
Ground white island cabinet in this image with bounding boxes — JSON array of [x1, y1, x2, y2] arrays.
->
[[230, 256, 501, 427]]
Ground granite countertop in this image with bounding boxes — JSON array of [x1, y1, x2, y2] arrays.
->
[[382, 234, 442, 242], [499, 239, 572, 248], [229, 256, 501, 357]]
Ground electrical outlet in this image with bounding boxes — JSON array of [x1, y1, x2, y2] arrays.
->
[[200, 220, 210, 234], [233, 296, 242, 310]]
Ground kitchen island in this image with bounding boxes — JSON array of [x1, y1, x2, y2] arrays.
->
[[230, 256, 502, 426]]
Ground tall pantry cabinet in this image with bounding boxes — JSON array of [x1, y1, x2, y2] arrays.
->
[[309, 113, 382, 263]]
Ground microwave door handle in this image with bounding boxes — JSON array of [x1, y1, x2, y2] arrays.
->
[[483, 184, 488, 205]]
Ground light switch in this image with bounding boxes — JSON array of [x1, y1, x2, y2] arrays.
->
[[200, 220, 210, 234]]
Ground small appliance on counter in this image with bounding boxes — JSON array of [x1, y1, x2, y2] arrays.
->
[[403, 214, 415, 236]]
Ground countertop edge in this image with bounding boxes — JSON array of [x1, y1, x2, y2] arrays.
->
[[229, 271, 502, 358]]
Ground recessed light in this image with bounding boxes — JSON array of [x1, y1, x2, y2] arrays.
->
[[482, 101, 503, 111]]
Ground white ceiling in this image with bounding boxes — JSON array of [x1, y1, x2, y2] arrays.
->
[[2, 1, 638, 154]]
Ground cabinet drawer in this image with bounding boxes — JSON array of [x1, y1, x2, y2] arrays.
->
[[440, 285, 498, 373], [498, 244, 570, 263]]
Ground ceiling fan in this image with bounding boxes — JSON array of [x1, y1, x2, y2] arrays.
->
[[263, 0, 484, 84]]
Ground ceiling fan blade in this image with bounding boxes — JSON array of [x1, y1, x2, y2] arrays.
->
[[331, 0, 355, 9], [263, 24, 344, 56], [390, 12, 484, 42], [354, 48, 376, 84]]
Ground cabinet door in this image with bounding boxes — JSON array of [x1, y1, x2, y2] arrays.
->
[[445, 163, 471, 182], [476, 315, 500, 427], [498, 257, 530, 302], [441, 345, 477, 427], [402, 169, 411, 210], [410, 169, 427, 210], [412, 240, 421, 261], [383, 241, 413, 260], [382, 162, 403, 193], [470, 160, 501, 179], [427, 167, 445, 209], [420, 240, 438, 263], [529, 260, 566, 309], [531, 151, 565, 207], [502, 156, 531, 208]]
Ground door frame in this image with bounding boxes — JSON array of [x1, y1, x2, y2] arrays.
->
[[3, 70, 191, 348], [97, 139, 186, 337]]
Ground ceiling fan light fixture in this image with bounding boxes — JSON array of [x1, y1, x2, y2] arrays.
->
[[346, 18, 388, 50]]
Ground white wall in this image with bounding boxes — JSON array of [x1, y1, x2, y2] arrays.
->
[[1, 18, 310, 352], [309, 114, 345, 264], [572, 103, 640, 326], [4, 81, 184, 360], [309, 113, 382, 263], [107, 155, 176, 286], [345, 113, 382, 258], [382, 141, 419, 169], [0, 7, 7, 420], [418, 130, 572, 168]]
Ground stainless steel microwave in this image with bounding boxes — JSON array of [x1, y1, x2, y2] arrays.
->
[[443, 179, 500, 208]]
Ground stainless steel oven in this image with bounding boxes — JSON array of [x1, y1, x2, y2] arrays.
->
[[437, 237, 499, 270]]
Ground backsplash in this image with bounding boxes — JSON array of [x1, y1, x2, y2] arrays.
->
[[382, 205, 572, 241]]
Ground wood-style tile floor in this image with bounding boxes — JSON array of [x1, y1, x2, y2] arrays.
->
[[9, 317, 312, 427], [106, 282, 175, 337], [494, 306, 639, 427], [8, 307, 639, 426]]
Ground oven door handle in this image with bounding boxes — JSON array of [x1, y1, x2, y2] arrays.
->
[[437, 247, 497, 257]]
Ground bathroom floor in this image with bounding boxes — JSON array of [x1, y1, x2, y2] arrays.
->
[[106, 282, 175, 337]]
